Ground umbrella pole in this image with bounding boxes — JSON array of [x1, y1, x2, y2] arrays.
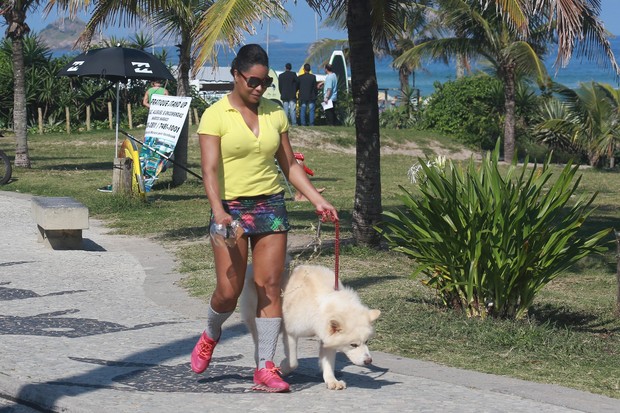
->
[[115, 82, 120, 156]]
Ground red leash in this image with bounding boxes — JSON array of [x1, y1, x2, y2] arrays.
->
[[318, 211, 340, 290], [334, 219, 340, 290]]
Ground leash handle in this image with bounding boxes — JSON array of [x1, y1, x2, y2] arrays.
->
[[317, 211, 339, 290]]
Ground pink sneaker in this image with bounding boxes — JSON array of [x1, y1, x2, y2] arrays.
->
[[191, 332, 218, 374], [252, 361, 290, 393]]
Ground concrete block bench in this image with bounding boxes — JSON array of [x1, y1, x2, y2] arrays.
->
[[31, 196, 89, 250]]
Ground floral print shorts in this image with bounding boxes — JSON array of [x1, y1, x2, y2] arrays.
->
[[211, 191, 290, 236]]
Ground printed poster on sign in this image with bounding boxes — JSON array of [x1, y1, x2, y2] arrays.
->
[[141, 94, 192, 191]]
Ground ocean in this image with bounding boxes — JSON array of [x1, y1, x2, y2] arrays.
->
[[251, 40, 620, 97], [55, 39, 620, 97]]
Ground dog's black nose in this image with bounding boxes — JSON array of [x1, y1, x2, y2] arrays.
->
[[364, 358, 372, 365]]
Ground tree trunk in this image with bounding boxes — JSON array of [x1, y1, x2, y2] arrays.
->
[[10, 32, 31, 168], [172, 33, 192, 187], [502, 64, 517, 163], [456, 54, 470, 78], [398, 65, 411, 92], [347, 0, 383, 248]]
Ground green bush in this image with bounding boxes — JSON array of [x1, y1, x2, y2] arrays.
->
[[379, 106, 417, 129], [131, 105, 150, 126], [376, 144, 610, 319], [422, 75, 502, 149], [379, 87, 421, 129]]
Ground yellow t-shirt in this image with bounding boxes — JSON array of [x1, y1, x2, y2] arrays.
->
[[197, 95, 289, 200]]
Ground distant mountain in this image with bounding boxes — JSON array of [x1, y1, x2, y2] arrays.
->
[[37, 18, 86, 50]]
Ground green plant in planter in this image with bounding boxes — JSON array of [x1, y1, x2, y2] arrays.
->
[[376, 144, 610, 319]]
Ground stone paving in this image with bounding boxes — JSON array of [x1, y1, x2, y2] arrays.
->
[[1, 191, 619, 412]]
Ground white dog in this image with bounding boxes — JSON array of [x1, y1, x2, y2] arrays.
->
[[240, 264, 381, 390]]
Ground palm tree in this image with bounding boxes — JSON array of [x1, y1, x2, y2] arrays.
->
[[149, 1, 212, 186], [344, 0, 382, 245], [396, 0, 618, 163], [536, 81, 620, 168], [317, 1, 442, 96], [0, 0, 47, 168], [486, 0, 619, 75], [396, 0, 553, 162], [129, 31, 153, 51]]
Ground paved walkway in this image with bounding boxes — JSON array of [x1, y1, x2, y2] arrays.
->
[[1, 191, 619, 413]]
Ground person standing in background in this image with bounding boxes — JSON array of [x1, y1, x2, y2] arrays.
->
[[142, 80, 169, 108], [323, 64, 338, 126], [297, 63, 317, 126], [278, 63, 298, 126]]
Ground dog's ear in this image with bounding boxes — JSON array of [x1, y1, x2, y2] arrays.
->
[[368, 309, 381, 322], [328, 319, 342, 335]]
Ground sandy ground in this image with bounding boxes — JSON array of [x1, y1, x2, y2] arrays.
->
[[289, 128, 481, 160]]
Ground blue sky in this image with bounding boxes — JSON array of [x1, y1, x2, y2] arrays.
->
[[25, 2, 346, 44], [22, 0, 620, 44], [251, 0, 620, 43]]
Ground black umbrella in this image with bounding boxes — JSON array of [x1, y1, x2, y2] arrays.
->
[[58, 46, 175, 152]]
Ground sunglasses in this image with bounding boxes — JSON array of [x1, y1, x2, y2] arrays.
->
[[238, 71, 273, 89]]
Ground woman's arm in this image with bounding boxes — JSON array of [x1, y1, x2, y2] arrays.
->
[[142, 90, 150, 108], [199, 133, 231, 225], [276, 132, 338, 220]]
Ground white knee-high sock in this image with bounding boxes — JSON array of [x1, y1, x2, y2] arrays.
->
[[256, 317, 282, 369], [205, 302, 232, 341]]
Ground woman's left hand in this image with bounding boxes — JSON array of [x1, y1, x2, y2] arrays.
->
[[315, 201, 338, 222]]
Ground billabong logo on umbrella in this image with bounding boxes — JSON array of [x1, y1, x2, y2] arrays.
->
[[67, 61, 85, 72], [58, 46, 175, 158], [132, 62, 153, 74]]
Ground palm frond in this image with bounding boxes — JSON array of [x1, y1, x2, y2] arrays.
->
[[192, 0, 289, 70], [503, 40, 549, 86], [394, 37, 486, 69], [306, 38, 348, 68]]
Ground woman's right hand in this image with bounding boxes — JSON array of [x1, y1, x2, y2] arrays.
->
[[212, 210, 233, 226]]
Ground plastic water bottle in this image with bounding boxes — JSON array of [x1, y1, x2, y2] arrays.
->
[[210, 220, 242, 247]]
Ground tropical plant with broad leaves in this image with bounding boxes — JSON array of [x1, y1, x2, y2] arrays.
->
[[379, 85, 420, 129], [376, 143, 610, 319], [535, 81, 620, 168]]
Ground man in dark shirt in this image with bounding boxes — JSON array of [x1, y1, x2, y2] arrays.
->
[[278, 63, 298, 126], [297, 63, 317, 126]]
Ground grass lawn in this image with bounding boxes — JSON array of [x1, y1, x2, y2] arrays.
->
[[1, 125, 618, 398]]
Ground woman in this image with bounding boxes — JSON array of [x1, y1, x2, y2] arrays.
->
[[142, 80, 169, 108], [191, 44, 338, 393]]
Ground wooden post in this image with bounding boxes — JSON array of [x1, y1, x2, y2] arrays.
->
[[38, 108, 43, 134], [616, 230, 620, 316], [127, 103, 133, 129], [188, 108, 193, 126], [193, 108, 199, 125], [86, 106, 91, 131], [108, 102, 113, 129], [65, 106, 71, 134], [113, 157, 133, 194]]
